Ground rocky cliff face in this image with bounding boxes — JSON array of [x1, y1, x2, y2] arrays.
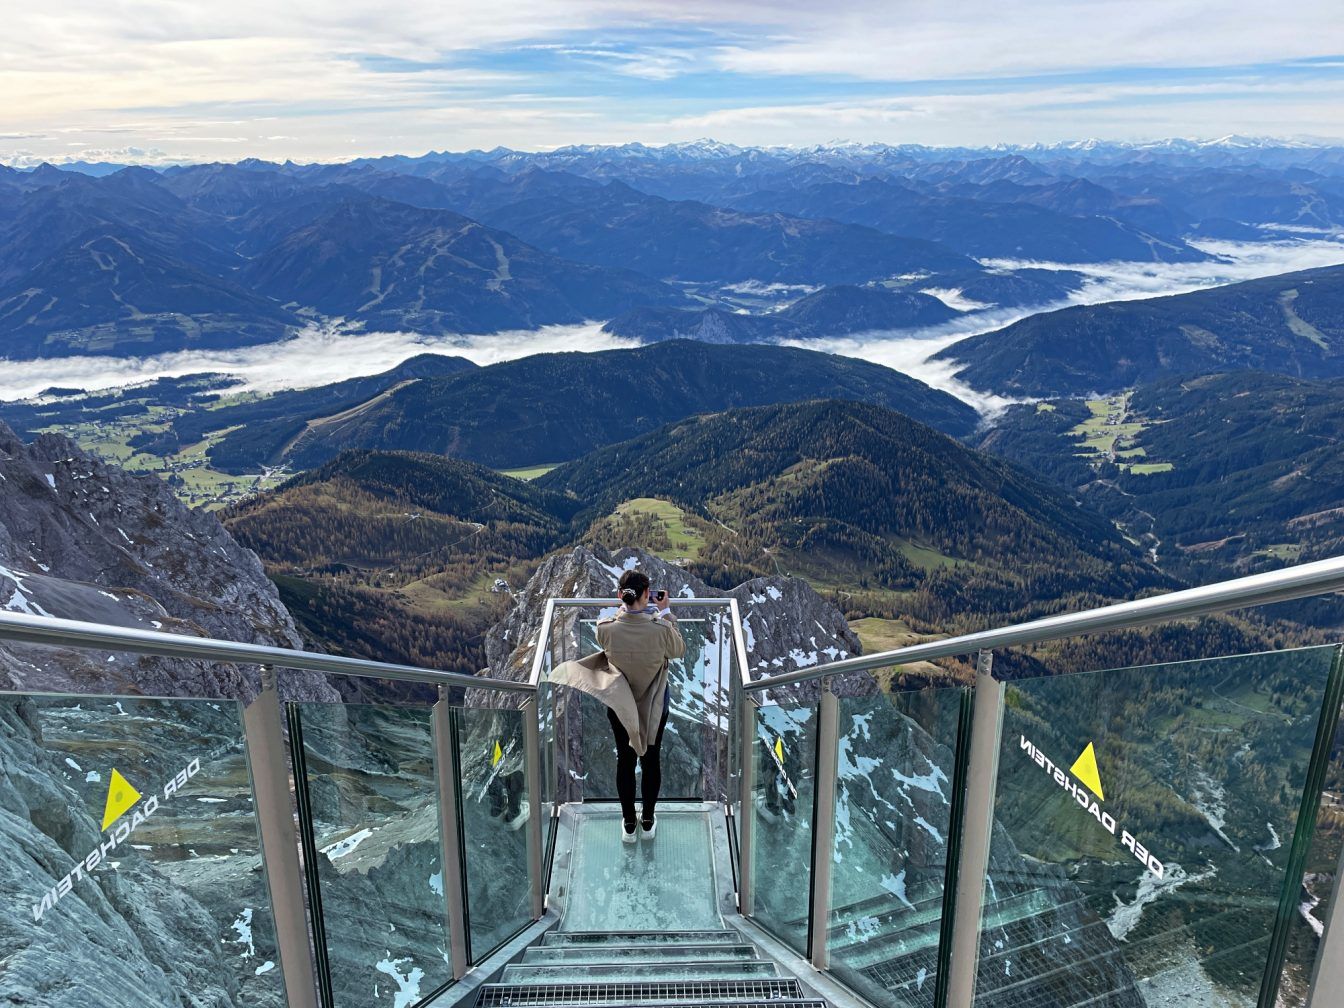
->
[[0, 421, 336, 700], [0, 422, 338, 1007]]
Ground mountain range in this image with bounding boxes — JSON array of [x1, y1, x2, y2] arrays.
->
[[938, 263, 1344, 396], [7, 138, 1342, 361], [153, 341, 981, 473], [602, 284, 960, 343]]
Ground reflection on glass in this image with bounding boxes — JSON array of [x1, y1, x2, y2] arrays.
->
[[7, 691, 285, 1006], [455, 704, 533, 960], [293, 701, 448, 1008], [750, 698, 817, 954], [977, 646, 1341, 1008], [827, 685, 964, 1007]]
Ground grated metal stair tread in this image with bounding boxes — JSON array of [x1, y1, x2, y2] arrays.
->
[[541, 929, 743, 947], [500, 961, 780, 983], [474, 978, 807, 1006], [489, 1004, 828, 1008], [522, 944, 760, 965]]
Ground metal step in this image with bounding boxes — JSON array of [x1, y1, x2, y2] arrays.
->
[[487, 1004, 828, 1008], [504, 1004, 828, 1008], [500, 961, 780, 984], [474, 978, 805, 1006], [541, 929, 743, 947], [522, 943, 760, 966]]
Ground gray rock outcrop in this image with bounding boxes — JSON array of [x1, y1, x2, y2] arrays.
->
[[0, 422, 337, 1007]]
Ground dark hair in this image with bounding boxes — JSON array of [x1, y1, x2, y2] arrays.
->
[[619, 569, 650, 607]]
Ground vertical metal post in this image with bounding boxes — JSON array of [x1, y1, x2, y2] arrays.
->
[[944, 650, 1005, 1008], [522, 698, 546, 919], [933, 686, 975, 1008], [242, 665, 319, 1008], [1281, 644, 1344, 1008], [432, 687, 470, 978], [809, 680, 841, 970], [737, 686, 756, 916], [1308, 838, 1344, 1007]]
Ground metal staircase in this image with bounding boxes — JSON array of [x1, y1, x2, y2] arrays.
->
[[472, 929, 827, 1007], [6, 559, 1344, 1008]]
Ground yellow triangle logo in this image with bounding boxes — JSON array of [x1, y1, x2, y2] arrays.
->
[[101, 768, 142, 831], [491, 741, 503, 768], [1069, 743, 1105, 801], [774, 737, 784, 763]]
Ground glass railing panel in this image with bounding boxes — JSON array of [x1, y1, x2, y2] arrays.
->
[[1278, 686, 1344, 1004], [827, 682, 966, 1008], [7, 688, 286, 1005], [572, 613, 723, 802], [291, 700, 449, 1008], [976, 644, 1342, 1008], [749, 695, 818, 954], [454, 703, 532, 961]]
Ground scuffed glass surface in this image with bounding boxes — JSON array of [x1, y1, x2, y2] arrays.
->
[[560, 808, 722, 932], [455, 704, 533, 960], [293, 701, 449, 1008], [749, 698, 817, 955], [5, 691, 284, 1007], [827, 684, 964, 1007], [977, 645, 1340, 1008]]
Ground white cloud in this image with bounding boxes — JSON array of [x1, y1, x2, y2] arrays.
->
[[0, 321, 639, 401], [981, 237, 1344, 304], [1, 1, 1342, 158], [789, 236, 1344, 412], [710, 1, 1344, 81], [4, 239, 1338, 409]]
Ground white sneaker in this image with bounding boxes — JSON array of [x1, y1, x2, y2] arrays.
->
[[505, 803, 530, 832], [621, 820, 638, 844], [640, 816, 656, 841]]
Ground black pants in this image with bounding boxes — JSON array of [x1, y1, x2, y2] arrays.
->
[[608, 705, 669, 825]]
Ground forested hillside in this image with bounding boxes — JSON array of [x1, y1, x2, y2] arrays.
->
[[223, 451, 578, 672], [978, 372, 1344, 625], [541, 400, 1169, 630], [202, 341, 980, 472], [938, 264, 1344, 396]]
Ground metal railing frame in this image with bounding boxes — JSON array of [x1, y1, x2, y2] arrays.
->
[[733, 554, 1344, 1008], [740, 553, 1344, 692], [5, 555, 1344, 1007]]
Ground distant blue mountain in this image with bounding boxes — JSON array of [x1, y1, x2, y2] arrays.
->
[[4, 140, 1342, 361], [603, 284, 961, 343]]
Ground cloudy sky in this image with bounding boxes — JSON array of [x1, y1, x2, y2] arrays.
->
[[4, 0, 1344, 164]]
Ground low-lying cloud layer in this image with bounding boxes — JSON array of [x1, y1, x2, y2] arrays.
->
[[2, 236, 1341, 411], [0, 322, 637, 401]]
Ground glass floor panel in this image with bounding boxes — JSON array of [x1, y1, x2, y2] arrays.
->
[[560, 808, 723, 932]]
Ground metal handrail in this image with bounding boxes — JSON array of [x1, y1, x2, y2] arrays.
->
[[0, 609, 537, 693], [0, 597, 744, 695], [9, 555, 1343, 695], [741, 553, 1344, 692]]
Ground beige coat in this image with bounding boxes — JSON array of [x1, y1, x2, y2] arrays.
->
[[549, 611, 686, 756]]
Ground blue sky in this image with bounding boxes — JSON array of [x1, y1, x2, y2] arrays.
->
[[3, 1, 1343, 165]]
